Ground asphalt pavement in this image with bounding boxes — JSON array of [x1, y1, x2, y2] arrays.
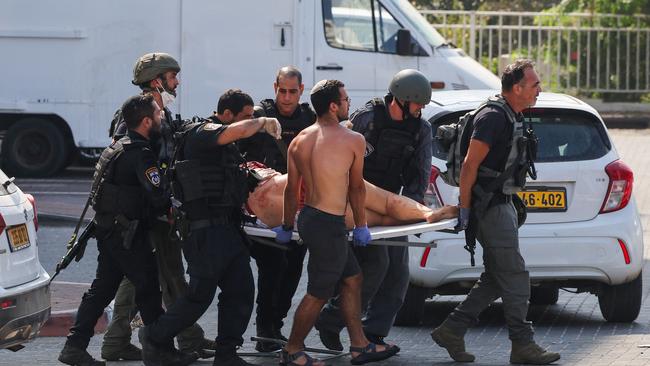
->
[[2, 128, 650, 365]]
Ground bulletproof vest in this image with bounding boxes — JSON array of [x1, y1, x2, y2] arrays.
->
[[172, 123, 250, 217], [249, 99, 315, 172], [438, 95, 532, 195], [362, 98, 421, 193], [108, 106, 176, 172], [90, 136, 148, 219]]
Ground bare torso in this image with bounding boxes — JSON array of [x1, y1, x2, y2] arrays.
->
[[291, 122, 361, 216]]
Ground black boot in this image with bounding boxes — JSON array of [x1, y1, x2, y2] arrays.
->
[[255, 324, 282, 352], [58, 343, 106, 366], [138, 326, 198, 366], [214, 346, 254, 366]]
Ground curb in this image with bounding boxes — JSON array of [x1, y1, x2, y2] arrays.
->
[[39, 213, 91, 224], [40, 282, 110, 337]]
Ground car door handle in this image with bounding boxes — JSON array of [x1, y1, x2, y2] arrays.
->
[[316, 65, 343, 71]]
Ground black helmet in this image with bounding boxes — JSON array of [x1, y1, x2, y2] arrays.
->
[[132, 53, 180, 85], [388, 69, 432, 105]]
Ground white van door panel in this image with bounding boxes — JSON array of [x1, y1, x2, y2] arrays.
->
[[315, 0, 380, 108], [181, 1, 295, 114]]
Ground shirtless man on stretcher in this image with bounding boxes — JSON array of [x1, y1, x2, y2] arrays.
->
[[245, 151, 458, 229]]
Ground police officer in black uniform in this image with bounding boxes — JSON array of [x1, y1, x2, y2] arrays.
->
[[316, 69, 433, 351], [58, 94, 194, 366], [140, 108, 282, 366], [237, 66, 316, 352], [105, 53, 215, 360]]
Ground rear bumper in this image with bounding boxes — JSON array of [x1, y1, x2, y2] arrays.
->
[[0, 269, 51, 349], [408, 201, 644, 289]]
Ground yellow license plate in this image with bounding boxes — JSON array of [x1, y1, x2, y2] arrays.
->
[[517, 189, 567, 211], [7, 224, 30, 252]]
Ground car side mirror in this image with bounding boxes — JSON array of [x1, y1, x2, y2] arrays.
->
[[397, 29, 412, 56]]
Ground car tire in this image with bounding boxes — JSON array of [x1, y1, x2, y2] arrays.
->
[[2, 118, 68, 177], [529, 286, 559, 305], [394, 284, 428, 326], [598, 272, 642, 323]]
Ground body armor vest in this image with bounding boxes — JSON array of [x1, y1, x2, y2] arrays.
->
[[251, 99, 315, 172], [474, 96, 528, 194], [362, 98, 421, 193], [172, 123, 250, 217], [90, 136, 148, 220]]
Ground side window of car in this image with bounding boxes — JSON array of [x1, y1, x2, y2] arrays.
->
[[322, 0, 421, 54], [322, 0, 375, 51], [373, 0, 400, 53]]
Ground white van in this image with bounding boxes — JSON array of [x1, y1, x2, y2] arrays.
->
[[0, 0, 499, 177]]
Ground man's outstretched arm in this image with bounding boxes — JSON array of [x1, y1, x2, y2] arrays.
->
[[282, 139, 301, 229], [348, 134, 367, 229]]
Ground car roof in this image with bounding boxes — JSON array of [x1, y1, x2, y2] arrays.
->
[[423, 89, 601, 120]]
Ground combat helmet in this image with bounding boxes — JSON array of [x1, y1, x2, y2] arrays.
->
[[132, 52, 180, 85]]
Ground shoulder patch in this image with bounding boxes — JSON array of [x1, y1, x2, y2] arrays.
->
[[145, 166, 161, 187], [201, 122, 221, 131]]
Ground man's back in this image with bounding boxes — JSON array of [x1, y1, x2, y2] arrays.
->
[[290, 122, 364, 216]]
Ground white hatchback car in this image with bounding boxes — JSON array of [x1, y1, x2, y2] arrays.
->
[[0, 169, 50, 350], [397, 90, 644, 325]]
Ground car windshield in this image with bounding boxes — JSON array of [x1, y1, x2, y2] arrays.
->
[[0, 170, 18, 196], [431, 108, 611, 162]]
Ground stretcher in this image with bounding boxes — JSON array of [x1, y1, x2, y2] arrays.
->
[[243, 218, 458, 249]]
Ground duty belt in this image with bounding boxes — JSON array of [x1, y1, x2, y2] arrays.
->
[[489, 193, 513, 206]]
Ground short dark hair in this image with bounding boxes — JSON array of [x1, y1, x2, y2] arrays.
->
[[310, 80, 344, 117], [501, 59, 535, 92], [121, 94, 156, 130], [276, 66, 303, 85], [217, 89, 254, 115]]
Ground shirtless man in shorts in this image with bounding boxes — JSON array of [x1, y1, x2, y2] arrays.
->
[[272, 80, 399, 366]]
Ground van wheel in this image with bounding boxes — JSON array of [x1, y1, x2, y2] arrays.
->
[[394, 284, 428, 326], [2, 118, 68, 177], [529, 287, 559, 305], [598, 272, 642, 322]]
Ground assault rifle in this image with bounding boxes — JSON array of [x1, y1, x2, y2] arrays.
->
[[50, 220, 96, 282]]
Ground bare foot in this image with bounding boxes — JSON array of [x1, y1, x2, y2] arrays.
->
[[426, 205, 458, 222]]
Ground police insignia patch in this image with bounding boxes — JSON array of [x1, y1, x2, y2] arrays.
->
[[202, 123, 220, 131], [145, 167, 161, 187], [365, 142, 375, 157]]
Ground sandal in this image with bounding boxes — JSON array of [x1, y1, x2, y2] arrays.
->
[[279, 349, 327, 366], [349, 343, 399, 365]]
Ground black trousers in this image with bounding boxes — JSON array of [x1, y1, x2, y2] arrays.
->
[[66, 228, 163, 350], [251, 241, 307, 330], [149, 224, 255, 350]]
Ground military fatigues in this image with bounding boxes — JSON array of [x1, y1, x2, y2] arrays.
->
[[103, 106, 206, 355], [64, 130, 168, 351], [316, 95, 432, 338], [238, 99, 315, 343], [441, 103, 534, 343], [147, 120, 255, 357]]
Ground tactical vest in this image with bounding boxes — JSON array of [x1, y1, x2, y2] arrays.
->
[[90, 136, 148, 220], [108, 106, 176, 171], [438, 95, 534, 195], [171, 122, 250, 217], [251, 99, 315, 172], [362, 98, 421, 193]]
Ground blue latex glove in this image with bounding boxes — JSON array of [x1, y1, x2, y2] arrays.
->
[[271, 225, 292, 244], [352, 225, 372, 247], [456, 207, 471, 231]]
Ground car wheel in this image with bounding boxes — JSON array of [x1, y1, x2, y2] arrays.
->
[[598, 272, 642, 322], [529, 286, 559, 305], [2, 118, 68, 177], [394, 284, 428, 326]]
